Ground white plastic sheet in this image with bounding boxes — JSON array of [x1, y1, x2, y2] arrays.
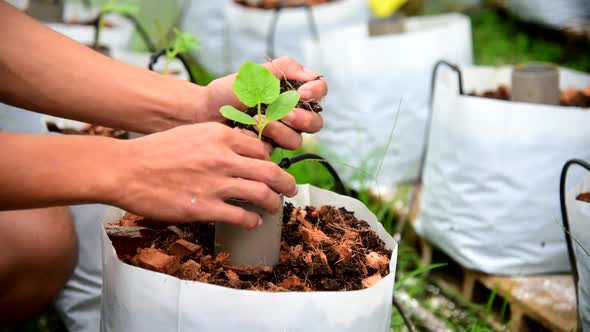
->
[[506, 0, 590, 30], [303, 14, 473, 192], [415, 65, 590, 275], [565, 174, 590, 330], [225, 0, 368, 73], [100, 184, 398, 332]]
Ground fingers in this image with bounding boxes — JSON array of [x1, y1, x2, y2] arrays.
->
[[281, 108, 324, 134], [226, 127, 271, 160], [263, 56, 320, 81], [232, 157, 298, 198], [195, 201, 262, 229], [296, 79, 328, 102], [232, 127, 273, 155], [219, 178, 282, 214]]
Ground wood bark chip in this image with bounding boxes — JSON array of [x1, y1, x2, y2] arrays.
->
[[366, 252, 389, 271], [168, 239, 201, 259], [134, 248, 181, 275], [577, 192, 590, 202], [362, 273, 382, 288]]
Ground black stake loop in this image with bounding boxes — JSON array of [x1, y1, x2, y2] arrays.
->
[[266, 3, 320, 59], [93, 12, 156, 53], [278, 153, 347, 196], [148, 49, 196, 84], [559, 158, 590, 332]]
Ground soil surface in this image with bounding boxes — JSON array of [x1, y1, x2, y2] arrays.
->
[[107, 203, 392, 292], [46, 121, 128, 139], [576, 193, 590, 203], [468, 85, 590, 108], [234, 0, 335, 9]]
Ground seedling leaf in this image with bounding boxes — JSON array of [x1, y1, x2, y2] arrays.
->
[[265, 91, 300, 122], [220, 106, 257, 125], [232, 61, 280, 107], [173, 28, 200, 54]]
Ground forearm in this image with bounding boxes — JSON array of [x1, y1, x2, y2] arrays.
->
[[0, 132, 124, 210], [0, 2, 213, 134]]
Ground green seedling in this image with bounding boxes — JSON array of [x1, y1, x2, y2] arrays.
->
[[162, 28, 200, 75], [219, 61, 300, 140], [93, 0, 140, 49]]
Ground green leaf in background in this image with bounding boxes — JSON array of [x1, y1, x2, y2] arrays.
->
[[265, 91, 300, 122], [102, 0, 140, 16], [232, 61, 280, 107], [173, 28, 200, 54], [219, 106, 257, 125], [395, 262, 447, 290]]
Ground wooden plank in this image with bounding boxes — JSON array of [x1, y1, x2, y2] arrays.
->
[[477, 274, 577, 332]]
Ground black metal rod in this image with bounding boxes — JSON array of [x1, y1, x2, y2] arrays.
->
[[278, 153, 347, 196], [148, 49, 196, 84], [266, 4, 320, 59], [559, 158, 590, 332], [392, 294, 416, 332]]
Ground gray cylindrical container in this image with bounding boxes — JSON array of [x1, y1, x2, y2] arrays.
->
[[511, 63, 560, 105]]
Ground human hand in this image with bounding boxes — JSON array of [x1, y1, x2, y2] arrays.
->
[[111, 123, 297, 228], [205, 56, 327, 149]]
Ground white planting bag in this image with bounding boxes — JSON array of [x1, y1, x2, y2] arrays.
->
[[100, 184, 397, 332], [180, 0, 227, 76], [226, 0, 369, 73], [415, 65, 590, 275], [565, 173, 590, 330], [303, 14, 473, 191]]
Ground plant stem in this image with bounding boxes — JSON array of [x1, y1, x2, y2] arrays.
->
[[93, 13, 104, 49], [163, 56, 171, 76], [257, 102, 263, 140]]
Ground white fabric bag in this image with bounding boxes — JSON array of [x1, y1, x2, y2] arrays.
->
[[506, 0, 590, 30], [100, 184, 397, 332], [565, 172, 590, 330], [303, 14, 473, 192], [226, 0, 368, 73], [180, 0, 228, 76], [415, 65, 590, 275]]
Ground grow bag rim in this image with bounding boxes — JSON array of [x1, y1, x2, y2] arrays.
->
[[458, 94, 590, 113]]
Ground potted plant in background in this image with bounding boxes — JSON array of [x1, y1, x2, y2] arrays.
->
[[100, 60, 398, 332]]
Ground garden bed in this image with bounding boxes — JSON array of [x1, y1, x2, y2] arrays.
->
[[107, 202, 392, 291]]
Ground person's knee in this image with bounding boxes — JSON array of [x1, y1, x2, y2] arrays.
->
[[0, 207, 77, 325]]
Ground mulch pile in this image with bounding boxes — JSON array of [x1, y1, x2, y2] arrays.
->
[[107, 202, 392, 292], [468, 85, 590, 108]]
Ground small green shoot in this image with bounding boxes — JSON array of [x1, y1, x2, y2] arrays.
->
[[94, 0, 140, 49], [220, 61, 300, 140], [162, 28, 200, 75], [395, 262, 447, 290]]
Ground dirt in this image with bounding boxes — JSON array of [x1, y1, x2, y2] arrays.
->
[[468, 85, 590, 108], [576, 193, 590, 203], [46, 121, 128, 139], [107, 202, 392, 292], [234, 0, 335, 9]]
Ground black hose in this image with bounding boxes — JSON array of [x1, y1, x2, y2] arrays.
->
[[278, 153, 347, 196], [559, 158, 590, 332], [148, 49, 196, 84]]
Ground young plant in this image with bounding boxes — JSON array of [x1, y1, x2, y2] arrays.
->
[[93, 0, 140, 49], [162, 28, 200, 75], [219, 61, 300, 140]]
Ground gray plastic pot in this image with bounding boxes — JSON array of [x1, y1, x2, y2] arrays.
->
[[511, 63, 560, 105], [368, 13, 406, 36], [27, 0, 64, 22], [214, 196, 284, 266]]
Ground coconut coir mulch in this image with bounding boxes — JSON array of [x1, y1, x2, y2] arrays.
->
[[107, 202, 392, 292], [234, 0, 335, 9], [577, 193, 590, 203], [46, 121, 128, 139], [468, 85, 590, 108]]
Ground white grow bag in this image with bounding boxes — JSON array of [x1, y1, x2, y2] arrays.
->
[[564, 170, 590, 330], [415, 64, 590, 275], [225, 0, 368, 72], [303, 14, 472, 192], [180, 0, 227, 76], [100, 184, 397, 332]]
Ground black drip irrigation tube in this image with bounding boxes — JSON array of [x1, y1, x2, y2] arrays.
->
[[148, 49, 196, 84], [266, 4, 319, 59], [93, 12, 157, 53], [559, 158, 590, 332], [278, 153, 414, 331]]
